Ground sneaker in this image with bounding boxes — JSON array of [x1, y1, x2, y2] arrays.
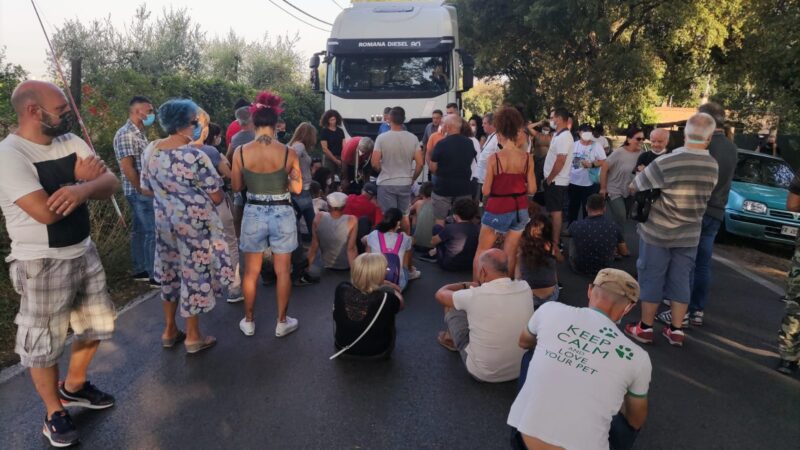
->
[[655, 310, 689, 328], [662, 327, 685, 347], [275, 316, 299, 337], [776, 359, 799, 375], [689, 311, 704, 326], [132, 271, 150, 282], [662, 299, 671, 306], [58, 381, 115, 410], [42, 410, 79, 448], [408, 268, 422, 280], [292, 272, 319, 287], [227, 291, 244, 303], [417, 253, 438, 263], [239, 318, 255, 336], [148, 278, 160, 289], [624, 322, 654, 344]]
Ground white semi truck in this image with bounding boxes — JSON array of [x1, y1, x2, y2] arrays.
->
[[309, 1, 474, 140]]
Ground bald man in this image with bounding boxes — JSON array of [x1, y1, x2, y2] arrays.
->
[[429, 114, 476, 226], [435, 248, 533, 382], [0, 80, 120, 447], [635, 128, 670, 172]]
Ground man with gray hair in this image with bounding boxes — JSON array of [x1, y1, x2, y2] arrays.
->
[[625, 112, 719, 347], [435, 248, 533, 382], [658, 101, 738, 327], [635, 128, 670, 172]]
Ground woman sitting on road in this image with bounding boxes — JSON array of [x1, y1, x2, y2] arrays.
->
[[232, 91, 303, 338], [141, 99, 233, 354], [516, 208, 558, 309], [333, 253, 404, 359], [363, 208, 418, 291], [473, 106, 537, 280]]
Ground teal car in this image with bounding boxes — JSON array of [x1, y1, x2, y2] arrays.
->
[[724, 150, 798, 245]]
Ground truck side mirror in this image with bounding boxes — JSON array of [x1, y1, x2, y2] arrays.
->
[[309, 54, 320, 92], [462, 53, 474, 92]]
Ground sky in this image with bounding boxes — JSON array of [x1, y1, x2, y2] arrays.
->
[[0, 0, 347, 79]]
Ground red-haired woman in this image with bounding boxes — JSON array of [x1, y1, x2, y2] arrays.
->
[[231, 91, 303, 337]]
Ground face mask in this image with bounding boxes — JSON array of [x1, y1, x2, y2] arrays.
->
[[142, 113, 156, 127], [542, 128, 550, 134], [470, 126, 477, 134], [40, 108, 74, 137], [192, 124, 202, 141], [580, 132, 593, 141], [549, 120, 557, 129]]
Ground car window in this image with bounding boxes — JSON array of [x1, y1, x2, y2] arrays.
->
[[734, 154, 792, 189]]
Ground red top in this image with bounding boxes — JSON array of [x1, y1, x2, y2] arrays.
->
[[225, 119, 241, 146], [341, 136, 371, 166], [343, 194, 383, 226], [485, 153, 529, 214]]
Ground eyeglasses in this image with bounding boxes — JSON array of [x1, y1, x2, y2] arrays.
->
[[634, 137, 645, 141], [190, 120, 199, 127]]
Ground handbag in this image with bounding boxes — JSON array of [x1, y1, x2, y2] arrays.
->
[[330, 292, 388, 360], [630, 189, 661, 223]]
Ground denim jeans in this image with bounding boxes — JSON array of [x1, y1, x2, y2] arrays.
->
[[292, 190, 316, 237], [126, 193, 155, 277], [689, 215, 722, 313]]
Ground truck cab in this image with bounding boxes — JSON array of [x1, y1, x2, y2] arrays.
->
[[309, 1, 473, 140]]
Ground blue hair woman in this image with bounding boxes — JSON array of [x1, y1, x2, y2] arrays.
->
[[140, 98, 233, 354]]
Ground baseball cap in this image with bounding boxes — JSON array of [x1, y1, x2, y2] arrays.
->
[[327, 192, 348, 208], [593, 268, 639, 303], [362, 182, 378, 196]]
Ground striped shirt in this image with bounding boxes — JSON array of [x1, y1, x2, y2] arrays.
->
[[633, 147, 718, 248]]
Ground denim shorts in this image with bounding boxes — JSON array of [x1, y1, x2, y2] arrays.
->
[[636, 237, 696, 304], [481, 208, 530, 233], [240, 203, 298, 254]]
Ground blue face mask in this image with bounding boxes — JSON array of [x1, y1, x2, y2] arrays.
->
[[142, 113, 155, 127], [192, 124, 202, 141]]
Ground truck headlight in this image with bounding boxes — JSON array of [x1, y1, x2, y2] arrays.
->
[[742, 200, 767, 214]]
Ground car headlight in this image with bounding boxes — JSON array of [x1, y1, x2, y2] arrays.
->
[[742, 200, 767, 214]]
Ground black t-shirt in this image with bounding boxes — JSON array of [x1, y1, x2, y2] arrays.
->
[[431, 134, 476, 196], [634, 150, 668, 173], [757, 141, 780, 156], [320, 127, 346, 157], [333, 282, 401, 356], [567, 215, 624, 276], [437, 221, 480, 271]]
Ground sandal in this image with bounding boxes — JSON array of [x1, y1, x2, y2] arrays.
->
[[185, 336, 217, 354], [437, 331, 458, 352], [161, 330, 186, 348]]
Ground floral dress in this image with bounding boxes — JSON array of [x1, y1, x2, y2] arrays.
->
[[141, 144, 233, 317]]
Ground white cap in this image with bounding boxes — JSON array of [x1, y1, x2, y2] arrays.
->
[[327, 192, 348, 208]]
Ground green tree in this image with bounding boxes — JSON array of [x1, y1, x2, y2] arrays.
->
[[0, 48, 28, 136], [462, 79, 506, 117]]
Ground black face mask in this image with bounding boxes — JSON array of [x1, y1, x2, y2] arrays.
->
[[40, 108, 75, 137]]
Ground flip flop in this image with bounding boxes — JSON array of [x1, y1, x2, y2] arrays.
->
[[185, 336, 217, 354], [437, 331, 458, 352], [161, 330, 186, 348]]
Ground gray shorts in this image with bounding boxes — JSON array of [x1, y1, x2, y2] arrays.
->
[[445, 309, 470, 364], [9, 243, 115, 368], [377, 184, 413, 215], [431, 192, 471, 221]]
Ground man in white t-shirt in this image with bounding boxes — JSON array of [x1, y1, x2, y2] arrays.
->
[[472, 111, 498, 200], [435, 248, 534, 382], [0, 81, 121, 447], [543, 107, 574, 260], [508, 268, 650, 450]]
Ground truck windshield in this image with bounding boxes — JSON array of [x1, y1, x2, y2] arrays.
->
[[328, 54, 450, 94]]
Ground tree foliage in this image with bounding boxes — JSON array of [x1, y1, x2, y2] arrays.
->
[[462, 79, 506, 117], [0, 47, 28, 136]]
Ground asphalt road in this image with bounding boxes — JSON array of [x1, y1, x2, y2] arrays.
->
[[1, 226, 799, 449]]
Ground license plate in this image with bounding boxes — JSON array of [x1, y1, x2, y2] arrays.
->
[[782, 225, 799, 237]]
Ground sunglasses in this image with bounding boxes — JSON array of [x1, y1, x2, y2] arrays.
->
[[190, 119, 199, 127], [633, 137, 645, 141]]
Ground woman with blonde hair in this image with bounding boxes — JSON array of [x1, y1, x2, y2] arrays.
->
[[289, 122, 318, 237], [332, 253, 404, 359]]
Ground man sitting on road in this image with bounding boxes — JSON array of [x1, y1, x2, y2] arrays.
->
[[426, 197, 480, 271], [568, 193, 629, 277], [435, 249, 533, 382], [343, 182, 383, 253], [508, 269, 651, 450], [308, 192, 358, 273], [625, 112, 719, 347]]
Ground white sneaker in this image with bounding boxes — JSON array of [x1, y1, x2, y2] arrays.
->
[[408, 268, 422, 280], [239, 318, 255, 336], [275, 316, 298, 337], [227, 291, 244, 303]]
